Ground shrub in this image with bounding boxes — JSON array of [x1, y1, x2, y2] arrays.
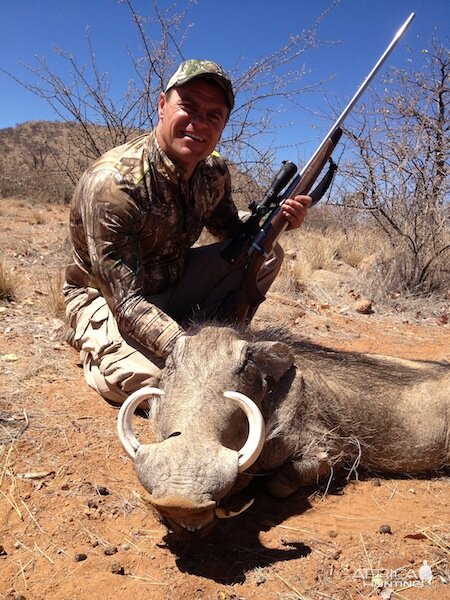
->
[[0, 257, 16, 302]]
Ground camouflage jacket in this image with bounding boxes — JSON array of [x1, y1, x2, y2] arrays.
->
[[64, 130, 241, 357]]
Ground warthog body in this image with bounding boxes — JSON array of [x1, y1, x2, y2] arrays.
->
[[119, 325, 450, 535]]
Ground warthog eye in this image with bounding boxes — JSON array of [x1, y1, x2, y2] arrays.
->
[[234, 349, 252, 376]]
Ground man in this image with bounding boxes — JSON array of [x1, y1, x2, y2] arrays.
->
[[64, 59, 311, 404]]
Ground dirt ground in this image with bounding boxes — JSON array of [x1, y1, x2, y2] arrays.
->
[[1, 198, 449, 600]]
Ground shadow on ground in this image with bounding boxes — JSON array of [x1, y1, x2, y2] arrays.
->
[[159, 479, 324, 583]]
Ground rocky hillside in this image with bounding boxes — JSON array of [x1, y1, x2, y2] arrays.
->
[[0, 121, 260, 209]]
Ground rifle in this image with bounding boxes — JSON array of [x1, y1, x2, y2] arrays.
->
[[220, 13, 415, 324]]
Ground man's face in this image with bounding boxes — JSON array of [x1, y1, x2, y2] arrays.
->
[[156, 78, 229, 177]]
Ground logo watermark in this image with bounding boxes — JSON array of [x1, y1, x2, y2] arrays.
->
[[352, 560, 434, 590]]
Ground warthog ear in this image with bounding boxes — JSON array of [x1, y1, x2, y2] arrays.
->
[[163, 335, 187, 374], [250, 341, 295, 382]]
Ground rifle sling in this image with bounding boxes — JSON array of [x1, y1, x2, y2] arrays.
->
[[309, 158, 338, 206]]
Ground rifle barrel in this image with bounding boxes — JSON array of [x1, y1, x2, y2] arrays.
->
[[300, 12, 415, 177]]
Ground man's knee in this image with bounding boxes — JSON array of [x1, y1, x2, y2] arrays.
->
[[82, 349, 162, 405]]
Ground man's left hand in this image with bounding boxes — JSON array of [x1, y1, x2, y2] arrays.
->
[[281, 195, 312, 230]]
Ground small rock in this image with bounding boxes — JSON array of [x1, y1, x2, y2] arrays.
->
[[104, 546, 118, 556], [74, 553, 88, 562], [332, 550, 341, 560], [0, 545, 8, 557], [328, 530, 338, 538], [354, 298, 374, 314], [95, 485, 110, 496], [111, 561, 125, 575], [120, 543, 131, 551], [87, 499, 99, 509], [373, 478, 382, 487], [294, 311, 306, 323], [255, 574, 266, 585], [60, 483, 70, 491], [437, 314, 448, 325], [379, 524, 392, 535]]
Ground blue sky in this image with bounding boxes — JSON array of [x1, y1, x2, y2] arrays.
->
[[1, 0, 448, 163]]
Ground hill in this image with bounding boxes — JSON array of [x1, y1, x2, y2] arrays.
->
[[0, 121, 261, 209], [0, 121, 79, 203]]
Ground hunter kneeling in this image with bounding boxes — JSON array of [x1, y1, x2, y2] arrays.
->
[[63, 58, 311, 404]]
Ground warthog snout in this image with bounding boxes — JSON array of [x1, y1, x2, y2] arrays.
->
[[117, 385, 265, 533]]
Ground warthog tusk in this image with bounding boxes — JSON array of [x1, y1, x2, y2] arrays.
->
[[223, 391, 265, 472], [117, 387, 165, 458], [215, 498, 255, 519]]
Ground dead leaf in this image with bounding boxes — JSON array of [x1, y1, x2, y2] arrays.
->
[[17, 470, 55, 480], [1, 353, 19, 362], [404, 532, 427, 540]]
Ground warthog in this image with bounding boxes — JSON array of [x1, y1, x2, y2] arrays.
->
[[117, 325, 450, 536]]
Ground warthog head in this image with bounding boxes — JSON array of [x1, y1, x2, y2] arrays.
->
[[117, 326, 294, 536]]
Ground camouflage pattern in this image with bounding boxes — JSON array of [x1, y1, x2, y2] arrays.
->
[[64, 130, 241, 358], [165, 59, 235, 109]]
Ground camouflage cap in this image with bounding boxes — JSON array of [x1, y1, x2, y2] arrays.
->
[[165, 59, 235, 110]]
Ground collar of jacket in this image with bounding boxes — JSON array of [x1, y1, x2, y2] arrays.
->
[[149, 129, 209, 185]]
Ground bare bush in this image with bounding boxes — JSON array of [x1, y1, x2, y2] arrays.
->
[[339, 37, 450, 296]]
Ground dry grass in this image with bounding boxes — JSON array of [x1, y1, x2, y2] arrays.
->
[[0, 439, 24, 522], [0, 255, 17, 301], [38, 269, 66, 319], [28, 210, 47, 225], [274, 229, 349, 297], [334, 232, 370, 268], [282, 226, 385, 271], [273, 225, 450, 315]]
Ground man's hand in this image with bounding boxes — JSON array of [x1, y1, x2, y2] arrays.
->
[[281, 195, 312, 230]]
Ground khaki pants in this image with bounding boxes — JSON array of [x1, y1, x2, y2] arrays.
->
[[66, 241, 283, 404]]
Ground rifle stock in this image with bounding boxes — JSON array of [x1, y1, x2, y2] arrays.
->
[[223, 128, 342, 323], [294, 129, 342, 199]]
